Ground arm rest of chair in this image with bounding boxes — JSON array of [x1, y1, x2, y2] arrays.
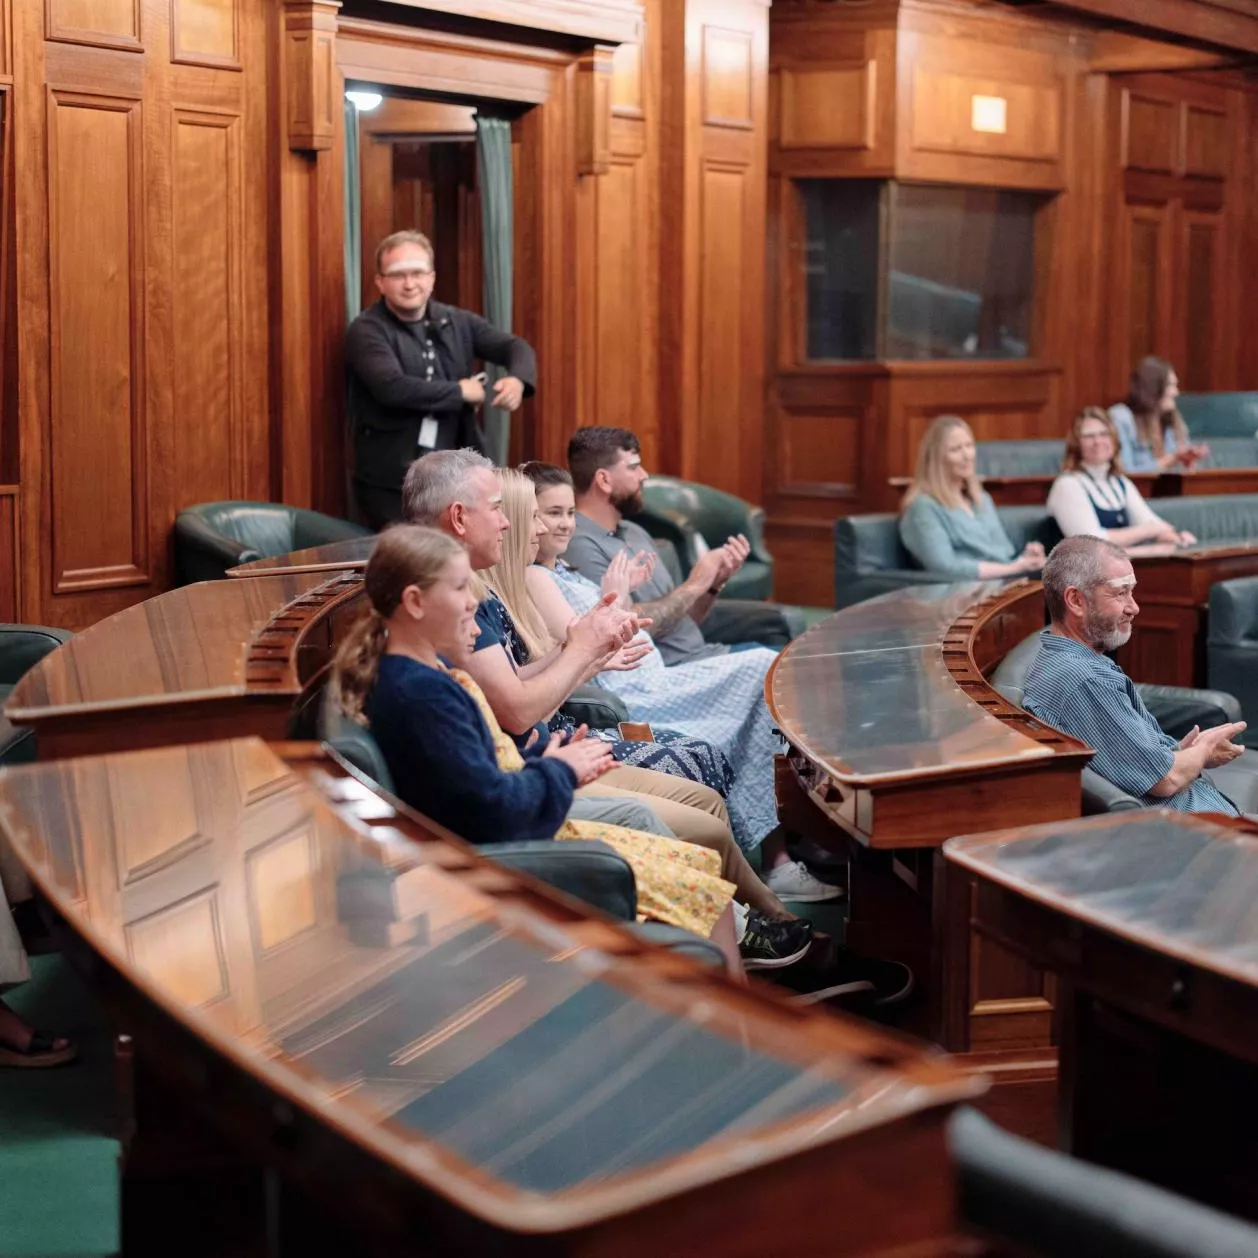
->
[[173, 512, 259, 583], [1080, 766, 1143, 814], [951, 1106, 1258, 1258], [483, 840, 637, 920], [561, 684, 630, 730], [1137, 683, 1242, 740], [628, 922, 725, 967], [702, 599, 792, 649], [0, 625, 73, 684]]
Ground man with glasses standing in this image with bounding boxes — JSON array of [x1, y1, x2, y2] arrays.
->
[[346, 230, 536, 529]]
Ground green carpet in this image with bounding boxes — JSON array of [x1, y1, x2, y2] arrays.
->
[[0, 954, 120, 1258]]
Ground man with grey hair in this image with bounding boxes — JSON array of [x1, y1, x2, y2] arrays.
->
[[1023, 535, 1250, 813]]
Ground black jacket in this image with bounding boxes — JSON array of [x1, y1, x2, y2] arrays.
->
[[345, 298, 536, 489]]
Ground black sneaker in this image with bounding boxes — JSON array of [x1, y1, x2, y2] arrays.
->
[[791, 955, 914, 1007], [739, 911, 812, 970]]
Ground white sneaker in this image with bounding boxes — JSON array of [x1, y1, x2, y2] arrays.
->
[[764, 860, 844, 903]]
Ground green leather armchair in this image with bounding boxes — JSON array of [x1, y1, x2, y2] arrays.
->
[[174, 501, 373, 584], [0, 624, 72, 765], [1208, 576, 1258, 749], [317, 688, 723, 964], [632, 476, 774, 601], [630, 476, 829, 637]]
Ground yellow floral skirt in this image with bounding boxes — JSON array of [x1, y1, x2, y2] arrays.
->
[[449, 667, 736, 938]]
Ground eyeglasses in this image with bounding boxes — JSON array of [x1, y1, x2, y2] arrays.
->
[[1079, 430, 1112, 440], [380, 268, 433, 283]]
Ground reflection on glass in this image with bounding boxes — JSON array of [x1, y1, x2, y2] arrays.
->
[[800, 180, 881, 361], [798, 181, 1045, 363], [887, 185, 1039, 361]]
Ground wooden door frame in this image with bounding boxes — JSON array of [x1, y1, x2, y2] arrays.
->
[[273, 8, 606, 516]]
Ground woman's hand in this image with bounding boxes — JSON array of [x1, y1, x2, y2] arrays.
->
[[1018, 542, 1046, 573], [568, 592, 638, 658], [600, 639, 653, 672], [542, 729, 615, 784], [600, 550, 634, 603]]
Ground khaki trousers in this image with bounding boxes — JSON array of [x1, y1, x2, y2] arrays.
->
[[577, 765, 787, 917]]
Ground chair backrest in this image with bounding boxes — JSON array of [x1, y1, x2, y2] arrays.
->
[[317, 684, 396, 794], [1155, 493, 1258, 545], [183, 501, 302, 556], [1198, 436, 1258, 469], [1177, 391, 1258, 440], [0, 624, 73, 686], [951, 1106, 1258, 1258], [975, 439, 1064, 478], [1209, 575, 1258, 645]]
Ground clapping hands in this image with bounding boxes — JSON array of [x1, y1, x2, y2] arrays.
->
[[601, 549, 657, 603]]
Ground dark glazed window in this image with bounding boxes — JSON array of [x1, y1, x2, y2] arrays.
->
[[799, 180, 881, 361], [797, 180, 1044, 363]]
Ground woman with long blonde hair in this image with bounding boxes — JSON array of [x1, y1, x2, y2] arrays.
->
[[899, 415, 1045, 579], [331, 523, 819, 976]]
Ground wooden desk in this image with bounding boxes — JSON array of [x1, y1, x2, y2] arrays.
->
[[4, 573, 364, 760], [945, 811, 1258, 1220], [767, 581, 1092, 1137], [1122, 541, 1258, 686], [0, 737, 985, 1256], [227, 536, 375, 577]]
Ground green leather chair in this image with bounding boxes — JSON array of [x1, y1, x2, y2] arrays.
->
[[173, 501, 373, 584], [0, 624, 72, 765], [1208, 576, 1258, 749], [951, 1107, 1258, 1257], [317, 689, 723, 965], [630, 476, 829, 636], [1177, 391, 1258, 440]]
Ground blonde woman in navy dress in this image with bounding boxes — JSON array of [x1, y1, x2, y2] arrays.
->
[[1047, 407, 1196, 553]]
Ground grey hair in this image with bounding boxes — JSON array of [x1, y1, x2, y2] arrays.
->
[[401, 448, 495, 526], [1042, 535, 1128, 623]]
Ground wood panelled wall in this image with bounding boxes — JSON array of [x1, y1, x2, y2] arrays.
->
[[765, 0, 1258, 608], [2, 0, 772, 627], [5, 0, 270, 628]]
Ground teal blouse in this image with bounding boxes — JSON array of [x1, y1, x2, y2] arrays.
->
[[898, 492, 1016, 578]]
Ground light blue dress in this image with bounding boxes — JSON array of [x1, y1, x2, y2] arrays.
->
[[1108, 403, 1179, 473], [538, 561, 783, 852], [898, 492, 1016, 578]]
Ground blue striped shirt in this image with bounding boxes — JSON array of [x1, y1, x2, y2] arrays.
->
[[1022, 630, 1238, 815]]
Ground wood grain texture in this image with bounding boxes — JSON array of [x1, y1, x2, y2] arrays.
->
[[779, 62, 875, 151], [170, 0, 239, 69], [0, 486, 17, 620], [46, 0, 142, 51], [46, 88, 149, 594]]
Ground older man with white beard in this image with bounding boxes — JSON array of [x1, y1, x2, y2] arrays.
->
[[1023, 535, 1251, 814]]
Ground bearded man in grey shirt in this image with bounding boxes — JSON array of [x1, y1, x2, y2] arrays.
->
[[564, 427, 762, 666]]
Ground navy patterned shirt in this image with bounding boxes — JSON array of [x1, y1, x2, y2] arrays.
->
[[1021, 629, 1238, 815]]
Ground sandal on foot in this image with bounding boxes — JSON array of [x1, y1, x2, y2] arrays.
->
[[0, 1030, 78, 1068]]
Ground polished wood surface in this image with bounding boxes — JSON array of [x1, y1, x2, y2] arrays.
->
[[768, 579, 1088, 1135], [1122, 539, 1258, 686], [766, 580, 1091, 849], [945, 810, 1258, 1217], [227, 536, 376, 578], [0, 736, 983, 1254], [3, 572, 363, 759]]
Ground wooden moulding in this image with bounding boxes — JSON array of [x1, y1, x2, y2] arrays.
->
[[574, 45, 616, 176], [284, 0, 342, 153]]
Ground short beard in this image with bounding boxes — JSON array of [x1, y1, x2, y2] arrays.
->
[[1082, 606, 1132, 653], [610, 488, 645, 516]]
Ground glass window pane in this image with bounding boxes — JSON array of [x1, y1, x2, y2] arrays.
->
[[886, 185, 1040, 360], [799, 179, 881, 361]]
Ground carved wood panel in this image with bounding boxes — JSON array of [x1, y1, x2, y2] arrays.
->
[[171, 0, 240, 70], [46, 89, 149, 594], [172, 107, 245, 506], [779, 62, 875, 152], [46, 0, 142, 52]]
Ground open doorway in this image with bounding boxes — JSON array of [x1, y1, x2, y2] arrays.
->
[[351, 95, 484, 316]]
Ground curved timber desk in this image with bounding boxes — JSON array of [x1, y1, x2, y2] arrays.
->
[[946, 810, 1258, 1219], [226, 535, 376, 578], [767, 580, 1094, 1138], [0, 736, 983, 1254], [4, 572, 364, 760]]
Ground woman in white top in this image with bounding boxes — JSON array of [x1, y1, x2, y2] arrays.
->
[[1047, 407, 1196, 552]]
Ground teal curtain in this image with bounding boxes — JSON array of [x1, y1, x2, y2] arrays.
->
[[476, 115, 514, 466], [343, 97, 362, 325]]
